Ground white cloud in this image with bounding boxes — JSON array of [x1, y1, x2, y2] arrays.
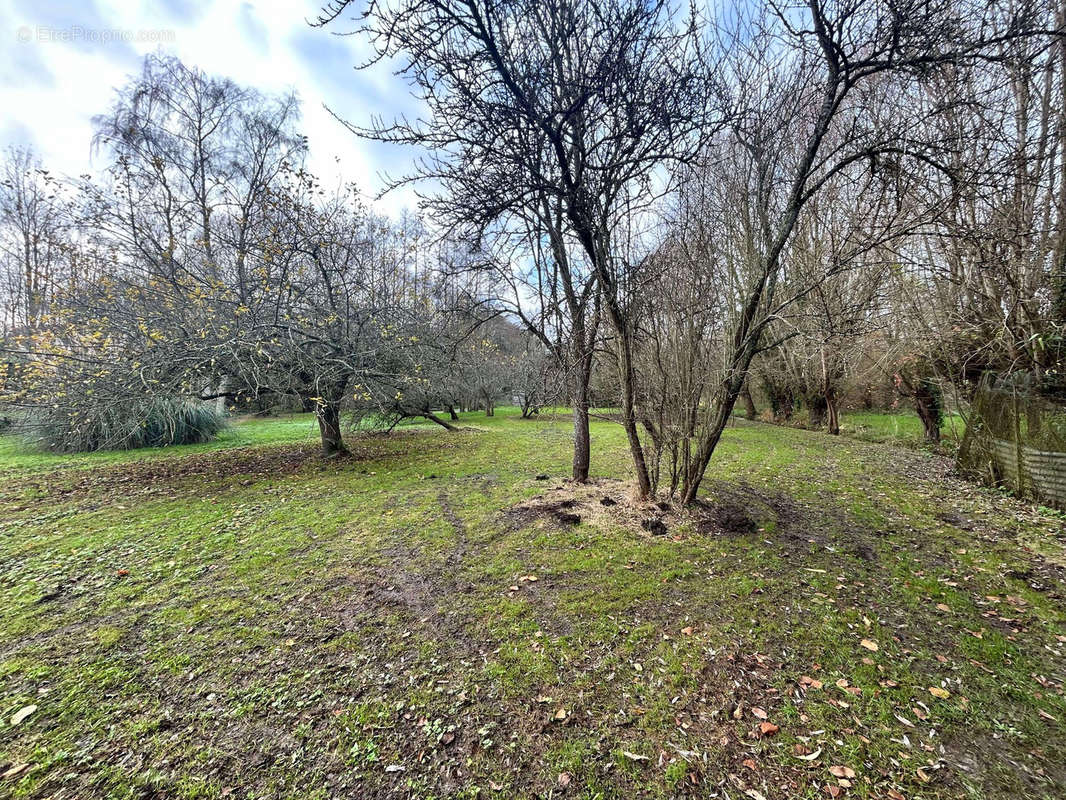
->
[[0, 0, 420, 212]]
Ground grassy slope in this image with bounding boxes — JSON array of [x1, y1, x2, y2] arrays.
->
[[0, 411, 1063, 799]]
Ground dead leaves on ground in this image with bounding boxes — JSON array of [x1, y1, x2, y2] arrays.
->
[[757, 721, 780, 738]]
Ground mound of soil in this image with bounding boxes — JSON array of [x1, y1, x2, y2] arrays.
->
[[697, 502, 758, 536]]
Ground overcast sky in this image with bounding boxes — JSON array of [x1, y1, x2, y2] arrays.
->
[[0, 0, 420, 211]]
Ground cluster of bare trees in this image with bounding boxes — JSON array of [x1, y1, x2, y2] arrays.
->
[[315, 0, 1063, 499], [2, 0, 1063, 499]]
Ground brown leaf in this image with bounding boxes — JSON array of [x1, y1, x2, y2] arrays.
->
[[824, 785, 842, 798], [829, 765, 856, 779], [752, 707, 768, 720], [860, 639, 878, 652], [742, 758, 758, 771], [758, 721, 779, 737], [928, 687, 950, 699], [681, 626, 694, 635], [557, 772, 572, 788]]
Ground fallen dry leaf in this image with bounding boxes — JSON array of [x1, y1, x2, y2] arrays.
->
[[1, 763, 29, 779], [758, 721, 779, 737], [860, 639, 879, 652], [829, 765, 856, 779], [928, 687, 951, 699], [752, 707, 768, 720], [10, 705, 37, 726]]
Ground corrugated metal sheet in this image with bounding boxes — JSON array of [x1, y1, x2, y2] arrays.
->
[[984, 437, 1066, 507], [958, 376, 1066, 509]]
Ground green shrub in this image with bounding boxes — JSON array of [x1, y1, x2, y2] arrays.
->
[[28, 397, 227, 453]]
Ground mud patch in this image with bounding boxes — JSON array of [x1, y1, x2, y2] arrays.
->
[[695, 502, 758, 536]]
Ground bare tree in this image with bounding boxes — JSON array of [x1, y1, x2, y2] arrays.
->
[[661, 0, 1049, 503], [0, 147, 72, 331], [317, 0, 719, 493]]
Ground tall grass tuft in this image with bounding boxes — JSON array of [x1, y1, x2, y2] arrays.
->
[[27, 397, 228, 453]]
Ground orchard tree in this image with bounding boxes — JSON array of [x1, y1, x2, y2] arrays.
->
[[317, 0, 720, 491]]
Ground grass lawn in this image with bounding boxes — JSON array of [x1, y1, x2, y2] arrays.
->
[[1, 411, 1064, 799], [838, 412, 967, 448]]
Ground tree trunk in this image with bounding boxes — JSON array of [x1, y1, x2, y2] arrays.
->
[[615, 329, 653, 499], [914, 379, 942, 443], [680, 385, 740, 505], [915, 396, 941, 442], [826, 389, 840, 435], [423, 411, 458, 431], [316, 401, 348, 456], [765, 382, 795, 423], [808, 395, 827, 429], [572, 350, 592, 482], [741, 383, 757, 420], [447, 405, 459, 421]]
